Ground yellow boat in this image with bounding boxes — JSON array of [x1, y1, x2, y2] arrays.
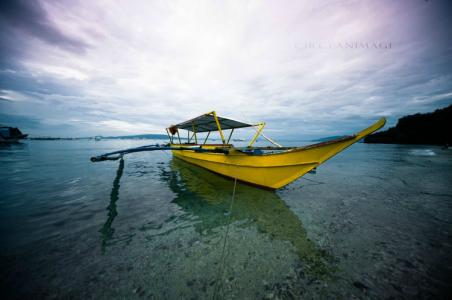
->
[[165, 111, 386, 189], [91, 111, 385, 189]]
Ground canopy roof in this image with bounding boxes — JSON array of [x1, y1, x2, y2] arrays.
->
[[169, 112, 253, 133]]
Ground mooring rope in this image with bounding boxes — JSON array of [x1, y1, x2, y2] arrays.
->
[[213, 178, 238, 300]]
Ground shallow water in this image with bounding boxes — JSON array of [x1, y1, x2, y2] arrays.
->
[[1, 140, 451, 299]]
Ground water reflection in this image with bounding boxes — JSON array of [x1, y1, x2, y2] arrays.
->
[[100, 158, 124, 253], [163, 158, 334, 276]]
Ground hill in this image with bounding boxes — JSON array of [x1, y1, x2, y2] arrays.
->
[[364, 105, 452, 145]]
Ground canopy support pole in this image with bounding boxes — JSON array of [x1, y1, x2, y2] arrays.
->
[[260, 132, 283, 148], [248, 122, 265, 147], [176, 131, 181, 144], [192, 123, 198, 144], [189, 132, 197, 143], [212, 111, 226, 144], [227, 129, 234, 144], [165, 128, 173, 143], [203, 131, 211, 145]]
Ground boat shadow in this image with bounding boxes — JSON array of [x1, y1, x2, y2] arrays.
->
[[162, 158, 335, 277], [99, 158, 124, 254]]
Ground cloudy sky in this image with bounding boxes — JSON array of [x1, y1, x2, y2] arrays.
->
[[1, 0, 451, 139]]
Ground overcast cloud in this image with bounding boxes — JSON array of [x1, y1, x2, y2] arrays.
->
[[1, 0, 451, 139]]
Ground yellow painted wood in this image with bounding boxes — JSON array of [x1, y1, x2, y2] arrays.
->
[[248, 122, 265, 147], [212, 111, 226, 144], [171, 118, 386, 189]]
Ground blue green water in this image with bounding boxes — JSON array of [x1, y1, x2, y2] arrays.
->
[[1, 140, 451, 299]]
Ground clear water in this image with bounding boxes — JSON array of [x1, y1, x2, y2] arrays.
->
[[1, 140, 451, 299]]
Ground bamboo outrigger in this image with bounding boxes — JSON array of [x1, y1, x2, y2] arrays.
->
[[91, 111, 386, 189]]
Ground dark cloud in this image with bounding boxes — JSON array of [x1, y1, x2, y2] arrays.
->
[[0, 67, 81, 96], [0, 0, 89, 58]]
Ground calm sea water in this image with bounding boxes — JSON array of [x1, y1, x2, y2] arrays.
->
[[1, 140, 451, 299]]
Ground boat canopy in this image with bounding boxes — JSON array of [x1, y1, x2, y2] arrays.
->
[[166, 111, 280, 147], [168, 111, 252, 133]]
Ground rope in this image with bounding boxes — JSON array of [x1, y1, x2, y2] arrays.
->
[[213, 178, 238, 300]]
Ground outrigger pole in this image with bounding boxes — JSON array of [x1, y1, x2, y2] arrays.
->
[[90, 144, 229, 162], [90, 144, 170, 162]]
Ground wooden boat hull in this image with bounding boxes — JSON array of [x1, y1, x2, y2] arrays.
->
[[173, 118, 385, 189]]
